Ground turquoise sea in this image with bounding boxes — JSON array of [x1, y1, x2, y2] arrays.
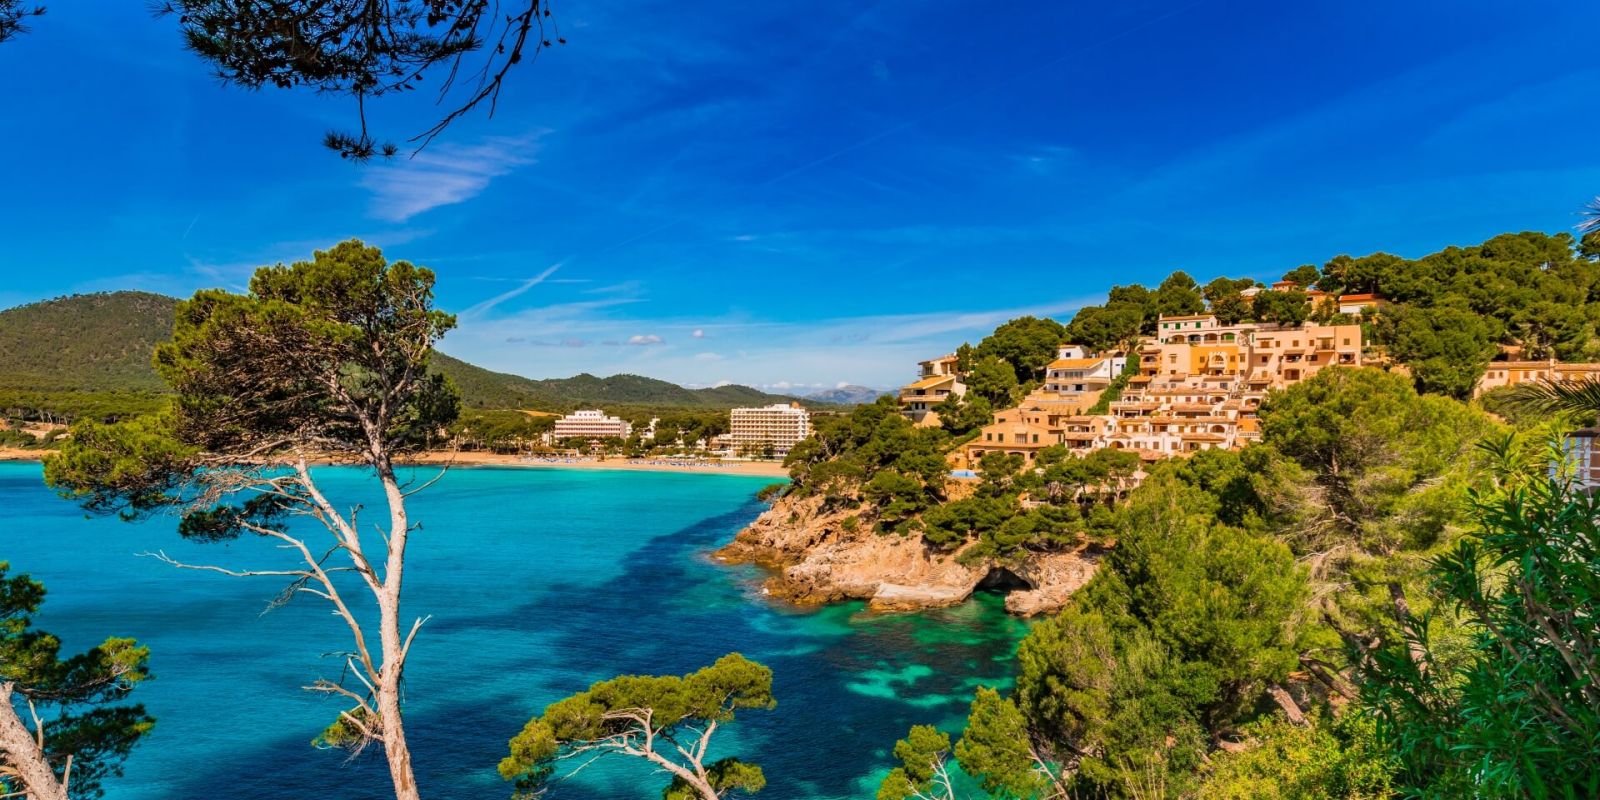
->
[[0, 462, 1028, 799]]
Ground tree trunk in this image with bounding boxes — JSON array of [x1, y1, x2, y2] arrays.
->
[[0, 683, 69, 800], [376, 666, 418, 800], [376, 463, 421, 800], [1267, 685, 1309, 727]]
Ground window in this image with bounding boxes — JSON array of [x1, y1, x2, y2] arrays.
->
[[996, 433, 1004, 442], [1343, 338, 1351, 345]]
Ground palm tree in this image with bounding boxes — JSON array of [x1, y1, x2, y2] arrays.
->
[[1583, 196, 1600, 234], [1505, 377, 1600, 419]]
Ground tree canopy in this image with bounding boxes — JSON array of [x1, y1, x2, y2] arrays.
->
[[499, 654, 774, 800], [1361, 441, 1600, 798], [44, 240, 462, 800], [154, 0, 564, 158], [974, 316, 1068, 383], [1, 562, 154, 800], [0, 0, 41, 44]]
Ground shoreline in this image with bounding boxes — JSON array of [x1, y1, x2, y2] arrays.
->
[[0, 447, 790, 478], [405, 451, 791, 477]]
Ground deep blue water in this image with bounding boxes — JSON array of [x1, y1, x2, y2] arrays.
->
[[0, 463, 1027, 799]]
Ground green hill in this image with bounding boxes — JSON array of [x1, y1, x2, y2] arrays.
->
[[429, 355, 806, 410], [0, 291, 814, 420], [0, 291, 179, 393]]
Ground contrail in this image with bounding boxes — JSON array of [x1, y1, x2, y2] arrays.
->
[[461, 262, 565, 317]]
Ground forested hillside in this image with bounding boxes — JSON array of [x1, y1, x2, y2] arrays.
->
[[0, 291, 177, 393], [0, 291, 812, 421]]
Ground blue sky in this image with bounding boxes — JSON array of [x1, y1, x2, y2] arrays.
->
[[2, 1, 1598, 391]]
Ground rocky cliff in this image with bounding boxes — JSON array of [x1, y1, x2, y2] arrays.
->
[[715, 492, 1100, 616]]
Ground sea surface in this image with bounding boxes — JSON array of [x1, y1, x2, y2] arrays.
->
[[0, 462, 1028, 799]]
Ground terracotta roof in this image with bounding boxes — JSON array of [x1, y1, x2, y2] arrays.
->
[[1160, 314, 1214, 321], [1047, 357, 1109, 371], [902, 374, 956, 391]]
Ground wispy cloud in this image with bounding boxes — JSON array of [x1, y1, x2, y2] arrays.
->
[[362, 133, 544, 222], [441, 291, 1104, 390], [460, 263, 564, 318]]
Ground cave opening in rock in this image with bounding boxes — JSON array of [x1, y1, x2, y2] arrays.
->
[[975, 566, 1033, 595]]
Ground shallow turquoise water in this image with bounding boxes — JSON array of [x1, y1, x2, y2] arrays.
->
[[0, 462, 1028, 799]]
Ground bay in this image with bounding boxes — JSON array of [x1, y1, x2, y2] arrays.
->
[[0, 462, 1026, 799]]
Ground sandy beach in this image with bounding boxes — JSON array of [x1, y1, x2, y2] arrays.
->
[[0, 446, 790, 478], [404, 451, 791, 477]]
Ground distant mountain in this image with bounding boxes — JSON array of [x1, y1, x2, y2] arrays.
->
[[0, 292, 822, 417], [431, 357, 814, 410], [0, 291, 178, 393], [806, 385, 887, 405]]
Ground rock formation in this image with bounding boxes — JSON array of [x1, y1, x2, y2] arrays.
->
[[715, 492, 1100, 616]]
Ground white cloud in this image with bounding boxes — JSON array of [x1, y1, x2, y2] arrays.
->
[[692, 328, 707, 338], [627, 334, 664, 346], [362, 133, 543, 222], [694, 352, 724, 361]]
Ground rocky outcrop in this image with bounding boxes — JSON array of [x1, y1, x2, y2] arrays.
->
[[715, 493, 1100, 616]]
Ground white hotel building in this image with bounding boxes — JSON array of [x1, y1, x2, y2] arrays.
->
[[552, 409, 632, 440], [727, 403, 812, 455]]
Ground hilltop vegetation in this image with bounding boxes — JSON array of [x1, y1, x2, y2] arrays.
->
[[0, 291, 815, 424], [1061, 229, 1600, 398]]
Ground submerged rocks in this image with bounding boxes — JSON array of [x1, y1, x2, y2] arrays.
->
[[714, 493, 1100, 617]]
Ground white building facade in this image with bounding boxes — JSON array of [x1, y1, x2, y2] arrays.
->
[[728, 403, 812, 455], [553, 409, 632, 440]]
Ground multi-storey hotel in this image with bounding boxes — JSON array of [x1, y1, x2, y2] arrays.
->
[[728, 403, 812, 455], [957, 314, 1364, 466], [552, 409, 633, 440], [899, 353, 965, 424]]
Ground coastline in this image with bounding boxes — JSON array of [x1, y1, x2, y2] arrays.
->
[[404, 451, 791, 477], [0, 446, 789, 478]]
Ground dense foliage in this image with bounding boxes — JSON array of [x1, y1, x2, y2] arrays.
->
[[499, 654, 774, 800], [974, 317, 1068, 383], [873, 366, 1527, 799], [0, 292, 175, 394], [1360, 436, 1600, 799], [783, 396, 949, 524], [1, 562, 154, 799]]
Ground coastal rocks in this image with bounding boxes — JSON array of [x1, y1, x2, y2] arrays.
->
[[1003, 551, 1101, 616], [715, 493, 1100, 617]]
